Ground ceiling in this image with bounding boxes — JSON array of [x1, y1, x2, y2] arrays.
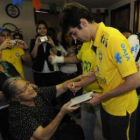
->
[[41, 0, 123, 8]]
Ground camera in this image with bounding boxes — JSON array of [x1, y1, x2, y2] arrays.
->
[[40, 36, 48, 42], [9, 40, 17, 46]]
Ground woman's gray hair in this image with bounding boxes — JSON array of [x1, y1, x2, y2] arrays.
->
[[2, 77, 22, 101]]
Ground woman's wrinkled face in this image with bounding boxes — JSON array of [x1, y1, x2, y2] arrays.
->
[[37, 24, 47, 36], [15, 80, 37, 101]]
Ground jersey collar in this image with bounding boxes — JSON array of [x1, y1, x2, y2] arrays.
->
[[93, 22, 105, 48]]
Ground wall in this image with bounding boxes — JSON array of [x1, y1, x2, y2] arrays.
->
[[106, 0, 136, 32], [0, 0, 36, 45], [0, 0, 36, 82]]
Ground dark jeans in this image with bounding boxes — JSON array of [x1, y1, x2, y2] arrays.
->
[[101, 105, 137, 140], [54, 123, 85, 140]]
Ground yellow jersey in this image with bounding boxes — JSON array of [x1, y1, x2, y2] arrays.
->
[[92, 22, 138, 116], [77, 41, 102, 93], [2, 46, 25, 78]]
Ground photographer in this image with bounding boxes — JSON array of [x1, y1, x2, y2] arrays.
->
[[30, 20, 60, 87], [0, 27, 32, 78]]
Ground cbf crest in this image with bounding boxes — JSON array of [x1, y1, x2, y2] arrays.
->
[[99, 50, 102, 62], [15, 53, 20, 57], [96, 65, 100, 75]]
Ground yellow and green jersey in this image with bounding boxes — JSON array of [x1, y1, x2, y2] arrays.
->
[[92, 22, 138, 116], [2, 46, 25, 78], [77, 41, 102, 93]]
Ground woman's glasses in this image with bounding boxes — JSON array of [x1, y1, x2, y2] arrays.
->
[[17, 82, 31, 95]]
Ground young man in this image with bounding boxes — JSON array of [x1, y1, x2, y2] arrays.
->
[[0, 27, 31, 78], [49, 40, 104, 140], [58, 2, 140, 140]]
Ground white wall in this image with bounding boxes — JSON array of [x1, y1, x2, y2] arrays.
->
[[0, 0, 60, 82], [0, 0, 37, 82], [0, 0, 36, 45], [105, 0, 136, 32]]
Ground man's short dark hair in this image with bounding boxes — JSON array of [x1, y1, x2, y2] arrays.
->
[[59, 2, 95, 33]]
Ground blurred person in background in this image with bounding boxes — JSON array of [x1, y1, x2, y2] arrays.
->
[[0, 27, 31, 79], [30, 20, 61, 87]]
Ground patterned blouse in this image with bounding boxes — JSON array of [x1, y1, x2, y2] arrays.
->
[[9, 86, 66, 140]]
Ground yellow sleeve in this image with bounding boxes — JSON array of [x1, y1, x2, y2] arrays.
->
[[109, 36, 137, 78]]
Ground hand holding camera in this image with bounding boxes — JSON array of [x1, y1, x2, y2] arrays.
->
[[35, 36, 56, 51], [13, 39, 29, 51], [9, 40, 17, 46], [40, 36, 48, 42], [0, 39, 14, 50], [40, 36, 56, 46]]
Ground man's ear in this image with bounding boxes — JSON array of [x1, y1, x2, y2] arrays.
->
[[80, 18, 88, 27]]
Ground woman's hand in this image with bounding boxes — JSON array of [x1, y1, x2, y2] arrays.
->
[[47, 36, 55, 47], [35, 36, 42, 47], [60, 100, 80, 115]]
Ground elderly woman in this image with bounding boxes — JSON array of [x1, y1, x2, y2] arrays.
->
[[2, 77, 85, 140]]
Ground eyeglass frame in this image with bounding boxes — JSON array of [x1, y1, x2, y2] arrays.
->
[[16, 81, 31, 95]]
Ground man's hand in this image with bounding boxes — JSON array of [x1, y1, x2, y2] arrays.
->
[[15, 39, 29, 50], [48, 53, 64, 64], [82, 71, 94, 78], [86, 93, 103, 106], [68, 82, 82, 93], [0, 39, 13, 50], [67, 46, 76, 56]]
